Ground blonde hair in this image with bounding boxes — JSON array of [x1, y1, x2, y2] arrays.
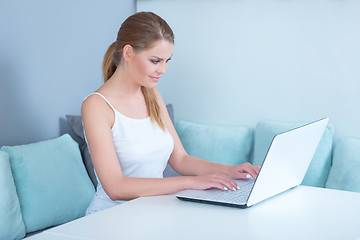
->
[[102, 12, 174, 130]]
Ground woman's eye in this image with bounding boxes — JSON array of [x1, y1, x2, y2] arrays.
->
[[151, 60, 160, 64]]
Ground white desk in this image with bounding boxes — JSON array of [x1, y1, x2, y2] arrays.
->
[[28, 186, 360, 240]]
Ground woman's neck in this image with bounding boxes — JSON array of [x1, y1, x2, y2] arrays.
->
[[103, 65, 143, 99]]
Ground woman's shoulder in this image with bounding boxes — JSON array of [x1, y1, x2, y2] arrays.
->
[[81, 92, 114, 123], [82, 93, 107, 111]]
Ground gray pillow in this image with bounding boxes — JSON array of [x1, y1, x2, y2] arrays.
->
[[161, 104, 182, 177], [66, 104, 176, 185], [66, 115, 97, 188], [166, 103, 174, 124]]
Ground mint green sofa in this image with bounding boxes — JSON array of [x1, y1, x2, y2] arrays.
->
[[1, 113, 359, 239], [172, 119, 360, 193], [0, 135, 95, 240]]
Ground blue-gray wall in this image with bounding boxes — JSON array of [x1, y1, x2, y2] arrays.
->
[[138, 0, 360, 140], [0, 0, 136, 146], [2, 0, 360, 147]]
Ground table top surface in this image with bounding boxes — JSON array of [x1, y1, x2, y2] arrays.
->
[[27, 186, 360, 240]]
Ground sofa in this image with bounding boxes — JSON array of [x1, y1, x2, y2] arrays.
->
[[1, 105, 360, 240]]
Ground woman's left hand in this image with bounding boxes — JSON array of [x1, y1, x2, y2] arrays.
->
[[225, 162, 261, 180]]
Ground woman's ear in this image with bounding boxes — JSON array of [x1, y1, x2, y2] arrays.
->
[[123, 44, 134, 62]]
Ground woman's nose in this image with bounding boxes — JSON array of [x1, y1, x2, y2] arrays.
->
[[157, 63, 167, 74]]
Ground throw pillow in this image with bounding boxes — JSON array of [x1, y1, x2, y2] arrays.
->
[[326, 137, 360, 192], [66, 114, 97, 188], [252, 120, 334, 187], [1, 134, 95, 233], [175, 120, 253, 166], [166, 103, 174, 123], [0, 151, 26, 240]]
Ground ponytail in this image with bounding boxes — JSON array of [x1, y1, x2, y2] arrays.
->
[[102, 41, 117, 82], [141, 87, 165, 130]]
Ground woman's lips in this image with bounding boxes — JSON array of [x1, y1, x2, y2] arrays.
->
[[150, 76, 160, 81]]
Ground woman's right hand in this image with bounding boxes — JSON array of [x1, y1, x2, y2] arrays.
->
[[189, 172, 240, 191]]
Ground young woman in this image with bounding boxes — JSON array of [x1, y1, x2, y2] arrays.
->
[[82, 12, 260, 215]]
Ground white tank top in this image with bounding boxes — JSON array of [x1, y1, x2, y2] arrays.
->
[[85, 92, 174, 215]]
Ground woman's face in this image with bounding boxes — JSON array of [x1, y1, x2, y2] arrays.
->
[[128, 40, 173, 88]]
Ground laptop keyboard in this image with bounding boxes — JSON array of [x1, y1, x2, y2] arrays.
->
[[207, 180, 255, 204]]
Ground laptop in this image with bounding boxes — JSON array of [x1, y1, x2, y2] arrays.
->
[[176, 117, 329, 208]]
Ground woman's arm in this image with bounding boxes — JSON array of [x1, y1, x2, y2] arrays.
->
[[81, 94, 240, 202], [154, 89, 260, 180]]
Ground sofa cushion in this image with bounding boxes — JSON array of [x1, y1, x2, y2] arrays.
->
[[326, 137, 360, 192], [67, 104, 176, 183], [1, 134, 95, 233], [0, 151, 26, 240], [175, 120, 253, 166], [252, 120, 334, 187]]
